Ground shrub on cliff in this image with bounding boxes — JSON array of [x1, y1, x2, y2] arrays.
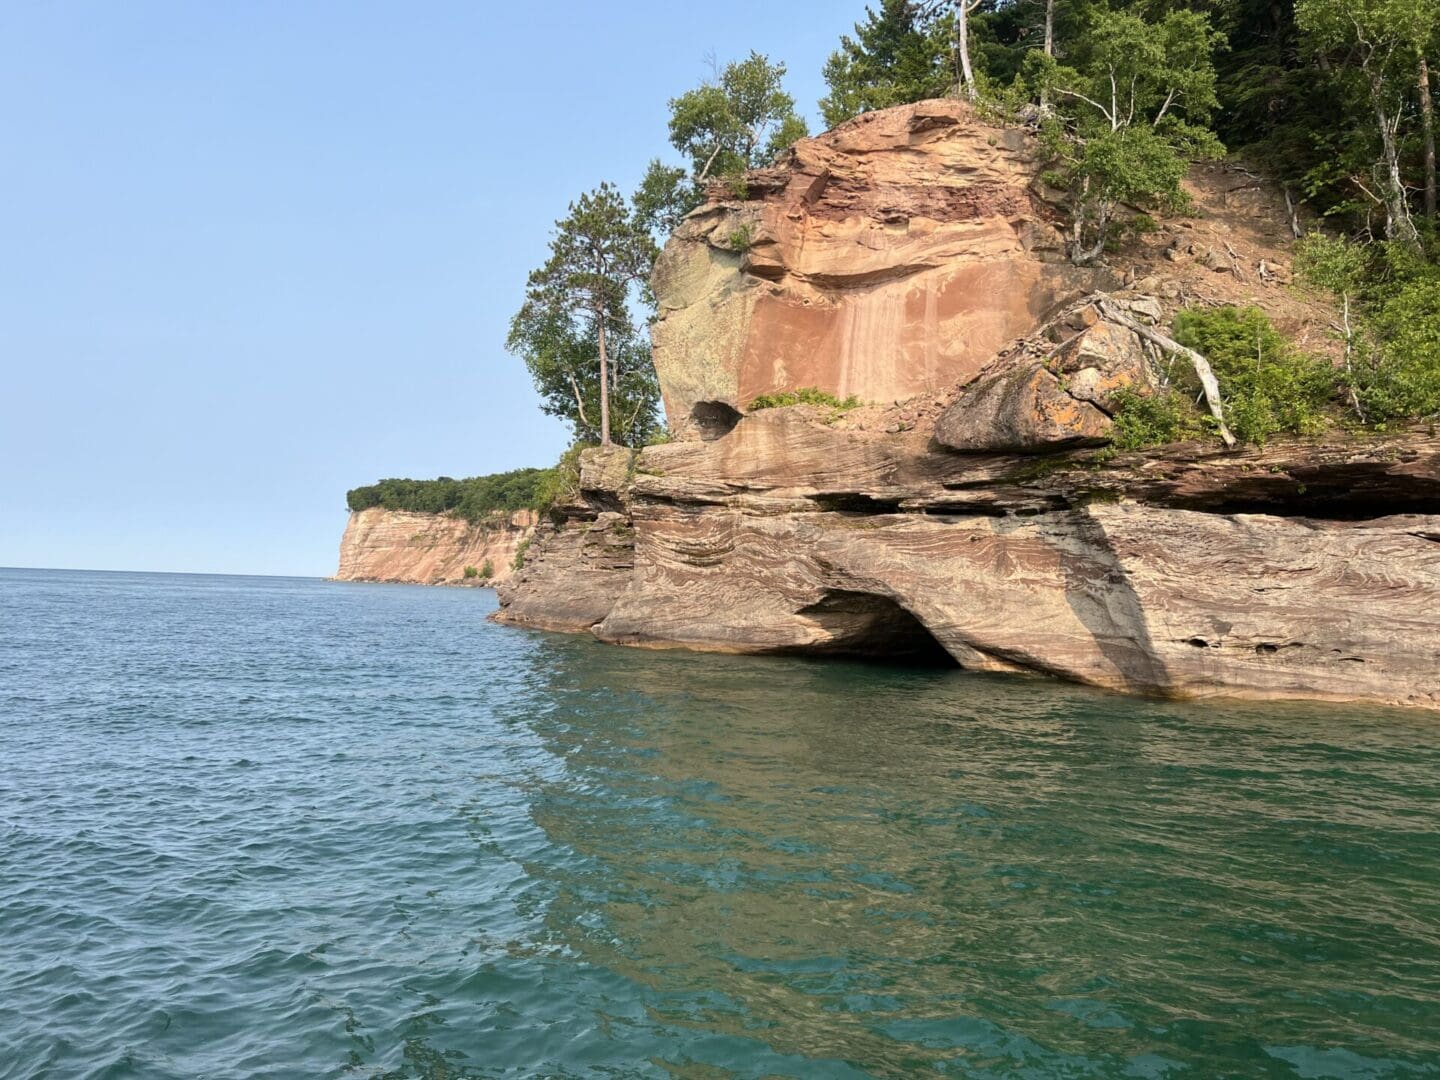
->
[[1110, 387, 1211, 450], [1171, 306, 1336, 445], [1111, 306, 1337, 448], [531, 444, 591, 520], [1296, 234, 1440, 429], [748, 387, 862, 411]]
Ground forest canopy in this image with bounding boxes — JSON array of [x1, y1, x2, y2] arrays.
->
[[345, 469, 549, 523]]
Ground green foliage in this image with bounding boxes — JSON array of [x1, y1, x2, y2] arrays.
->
[[1357, 272, 1440, 425], [1295, 0, 1437, 248], [669, 53, 809, 183], [819, 1, 954, 128], [507, 183, 662, 447], [1294, 232, 1371, 298], [725, 223, 754, 252], [346, 468, 549, 523], [531, 443, 592, 519], [479, 559, 494, 580], [747, 387, 863, 411], [1172, 306, 1337, 444], [463, 565, 479, 579], [1111, 306, 1340, 448], [512, 536, 532, 571], [1030, 8, 1226, 262], [633, 159, 697, 240], [1110, 388, 1210, 450], [1297, 233, 1440, 427], [634, 53, 808, 246]]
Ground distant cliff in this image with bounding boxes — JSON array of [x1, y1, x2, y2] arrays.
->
[[334, 508, 536, 586]]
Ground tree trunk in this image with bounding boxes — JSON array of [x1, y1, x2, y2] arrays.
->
[[1420, 54, 1437, 220], [1365, 63, 1422, 250], [1096, 300, 1237, 448], [596, 314, 612, 446], [1038, 0, 1055, 109], [958, 1, 978, 101]]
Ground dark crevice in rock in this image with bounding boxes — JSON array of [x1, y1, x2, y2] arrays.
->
[[787, 590, 959, 667], [809, 493, 905, 514], [690, 400, 743, 441], [919, 503, 1015, 518], [1157, 494, 1440, 520]]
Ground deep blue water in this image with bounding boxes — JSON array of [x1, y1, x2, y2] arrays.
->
[[3, 566, 1440, 1079]]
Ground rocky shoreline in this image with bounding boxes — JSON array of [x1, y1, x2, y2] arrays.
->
[[490, 100, 1440, 711]]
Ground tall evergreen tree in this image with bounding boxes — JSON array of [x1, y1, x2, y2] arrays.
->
[[819, 1, 954, 128], [508, 184, 660, 447]]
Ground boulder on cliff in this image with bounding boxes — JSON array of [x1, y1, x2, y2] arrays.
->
[[933, 295, 1158, 452]]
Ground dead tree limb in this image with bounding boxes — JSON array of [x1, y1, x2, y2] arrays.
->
[[1096, 300, 1237, 447]]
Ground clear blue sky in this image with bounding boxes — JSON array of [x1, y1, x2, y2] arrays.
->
[[0, 0, 850, 576]]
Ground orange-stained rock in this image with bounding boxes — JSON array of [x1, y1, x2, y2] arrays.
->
[[932, 294, 1158, 451], [650, 100, 1109, 431], [934, 362, 1113, 452]]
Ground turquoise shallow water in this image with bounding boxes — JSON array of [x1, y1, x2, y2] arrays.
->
[[3, 567, 1440, 1079]]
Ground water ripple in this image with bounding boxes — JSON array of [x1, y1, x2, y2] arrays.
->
[[2, 568, 1439, 1078]]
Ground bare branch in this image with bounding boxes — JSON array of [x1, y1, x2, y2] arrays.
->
[[1096, 300, 1237, 447], [567, 374, 592, 429]]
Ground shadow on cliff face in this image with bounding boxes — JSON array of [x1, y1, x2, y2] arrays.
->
[[789, 589, 960, 668], [1047, 508, 1170, 693]]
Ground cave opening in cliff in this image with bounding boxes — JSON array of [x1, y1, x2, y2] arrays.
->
[[689, 400, 743, 441], [791, 590, 959, 668]]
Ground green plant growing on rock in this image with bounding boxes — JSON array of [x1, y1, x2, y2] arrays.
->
[[1296, 234, 1440, 428], [1172, 306, 1337, 444], [748, 387, 862, 411], [1110, 387, 1211, 450], [512, 537, 532, 571], [462, 565, 479, 579], [479, 559, 494, 580], [531, 443, 591, 520], [725, 223, 754, 252]]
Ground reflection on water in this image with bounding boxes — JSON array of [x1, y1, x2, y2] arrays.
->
[[2, 569, 1438, 1079], [511, 640, 1440, 1077]]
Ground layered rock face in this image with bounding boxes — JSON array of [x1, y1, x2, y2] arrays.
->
[[497, 425, 1440, 710], [493, 101, 1440, 711], [651, 100, 1104, 430], [335, 508, 535, 586]]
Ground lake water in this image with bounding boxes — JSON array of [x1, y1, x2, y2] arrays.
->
[[3, 567, 1439, 1079]]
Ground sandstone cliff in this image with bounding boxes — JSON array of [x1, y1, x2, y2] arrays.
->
[[335, 507, 535, 586], [494, 100, 1440, 712]]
